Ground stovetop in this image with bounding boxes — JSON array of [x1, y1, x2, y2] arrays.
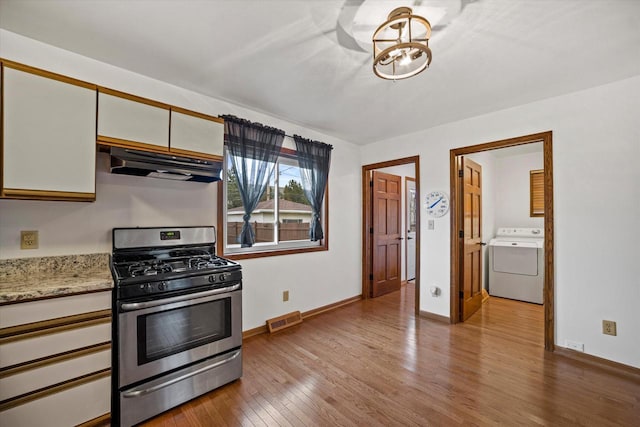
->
[[114, 250, 234, 277], [111, 248, 241, 300], [111, 226, 241, 299]]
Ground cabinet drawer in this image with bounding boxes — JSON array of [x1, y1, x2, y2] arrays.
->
[[0, 347, 110, 401], [0, 375, 110, 427], [0, 322, 110, 368], [98, 91, 170, 149], [0, 291, 111, 329]]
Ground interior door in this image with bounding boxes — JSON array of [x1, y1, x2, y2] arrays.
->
[[371, 171, 402, 297], [460, 157, 483, 321], [406, 178, 417, 281]]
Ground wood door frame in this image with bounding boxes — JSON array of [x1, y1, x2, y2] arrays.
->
[[449, 131, 555, 351], [405, 177, 417, 282], [362, 156, 420, 315]]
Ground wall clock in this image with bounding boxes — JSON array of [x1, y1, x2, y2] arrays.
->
[[425, 191, 450, 217]]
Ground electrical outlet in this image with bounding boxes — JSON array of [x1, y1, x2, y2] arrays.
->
[[283, 290, 289, 302], [602, 320, 617, 336], [20, 230, 39, 249], [565, 340, 584, 352]]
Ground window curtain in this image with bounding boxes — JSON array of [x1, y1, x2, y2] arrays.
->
[[293, 135, 333, 241], [222, 115, 284, 247]]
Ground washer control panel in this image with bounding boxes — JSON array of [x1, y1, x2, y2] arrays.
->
[[496, 228, 544, 238]]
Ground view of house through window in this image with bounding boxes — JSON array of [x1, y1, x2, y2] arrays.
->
[[225, 152, 319, 252]]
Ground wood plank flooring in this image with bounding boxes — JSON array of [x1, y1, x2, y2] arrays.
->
[[143, 284, 640, 426]]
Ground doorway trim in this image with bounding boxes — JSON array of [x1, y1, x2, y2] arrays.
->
[[405, 176, 417, 282], [362, 156, 420, 315], [449, 131, 554, 351]]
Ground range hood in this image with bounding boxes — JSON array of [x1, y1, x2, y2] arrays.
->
[[109, 147, 222, 183]]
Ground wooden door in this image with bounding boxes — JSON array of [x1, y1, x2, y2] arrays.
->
[[371, 171, 402, 297], [460, 157, 483, 321]]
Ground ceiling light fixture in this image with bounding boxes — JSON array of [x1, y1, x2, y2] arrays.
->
[[372, 7, 432, 80]]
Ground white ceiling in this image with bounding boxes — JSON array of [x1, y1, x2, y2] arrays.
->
[[1, 0, 639, 145]]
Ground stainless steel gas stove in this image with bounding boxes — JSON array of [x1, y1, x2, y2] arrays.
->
[[110, 226, 242, 427]]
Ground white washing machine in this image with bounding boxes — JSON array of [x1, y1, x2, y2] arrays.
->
[[488, 227, 544, 304]]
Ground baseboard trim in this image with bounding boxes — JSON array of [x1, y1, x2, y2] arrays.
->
[[242, 295, 363, 340], [242, 325, 268, 339], [302, 295, 362, 320], [419, 310, 450, 323], [77, 413, 110, 427], [554, 347, 640, 379]]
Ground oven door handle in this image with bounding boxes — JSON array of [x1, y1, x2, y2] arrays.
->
[[120, 283, 241, 312], [121, 349, 241, 398]]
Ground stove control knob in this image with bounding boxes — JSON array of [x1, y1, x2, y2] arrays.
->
[[219, 273, 227, 282], [208, 275, 216, 283], [144, 284, 153, 293], [158, 282, 167, 291]]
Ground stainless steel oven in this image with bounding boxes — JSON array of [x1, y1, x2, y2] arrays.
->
[[111, 226, 243, 427], [117, 283, 242, 387]]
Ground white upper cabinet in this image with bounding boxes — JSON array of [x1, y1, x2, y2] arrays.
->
[[2, 64, 97, 200], [170, 108, 224, 158], [97, 89, 170, 150]]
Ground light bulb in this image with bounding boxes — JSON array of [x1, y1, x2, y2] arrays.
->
[[399, 51, 412, 66]]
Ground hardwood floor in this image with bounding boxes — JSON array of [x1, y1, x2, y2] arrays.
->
[[144, 285, 640, 426]]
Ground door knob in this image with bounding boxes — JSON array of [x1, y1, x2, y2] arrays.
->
[[407, 237, 414, 240]]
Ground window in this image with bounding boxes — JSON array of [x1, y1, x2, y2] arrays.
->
[[222, 146, 327, 257], [530, 169, 544, 217]]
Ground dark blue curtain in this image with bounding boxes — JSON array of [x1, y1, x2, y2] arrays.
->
[[293, 136, 333, 241], [222, 115, 284, 247]]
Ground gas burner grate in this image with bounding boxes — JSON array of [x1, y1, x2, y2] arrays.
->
[[128, 262, 174, 277]]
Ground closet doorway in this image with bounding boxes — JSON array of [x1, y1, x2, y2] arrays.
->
[[362, 156, 420, 315]]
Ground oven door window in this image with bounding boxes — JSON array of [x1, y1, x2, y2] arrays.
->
[[137, 297, 232, 365]]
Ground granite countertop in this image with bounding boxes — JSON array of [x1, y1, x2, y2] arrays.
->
[[0, 253, 113, 304]]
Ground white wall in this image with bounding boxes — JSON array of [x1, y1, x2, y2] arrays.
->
[[0, 30, 363, 331], [361, 76, 640, 368], [494, 151, 544, 229], [376, 164, 415, 282]]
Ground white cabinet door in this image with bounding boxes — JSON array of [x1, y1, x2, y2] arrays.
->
[[170, 109, 224, 158], [0, 291, 111, 328], [0, 376, 110, 427], [2, 65, 97, 199], [98, 90, 170, 150]]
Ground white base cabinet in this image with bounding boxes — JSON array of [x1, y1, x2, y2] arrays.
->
[[0, 291, 112, 426]]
